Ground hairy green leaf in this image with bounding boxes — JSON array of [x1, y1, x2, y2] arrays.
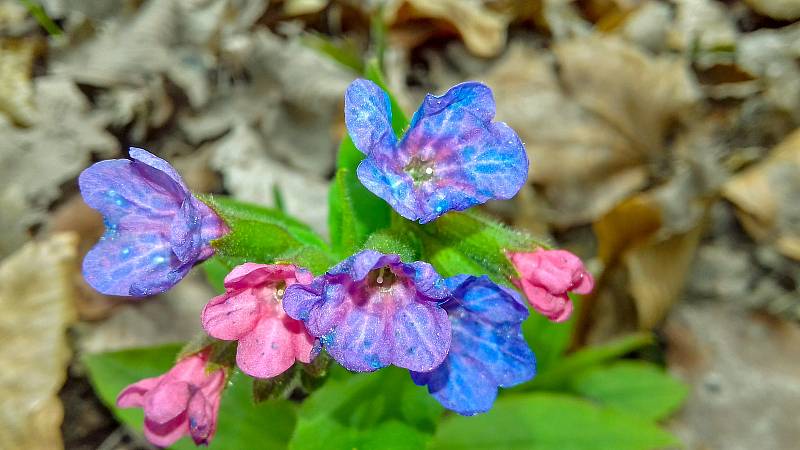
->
[[430, 393, 679, 450], [568, 361, 688, 421]]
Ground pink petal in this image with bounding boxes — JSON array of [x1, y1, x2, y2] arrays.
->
[[201, 289, 263, 340], [224, 263, 301, 290], [116, 375, 161, 408], [283, 314, 315, 363], [236, 315, 302, 378], [520, 282, 573, 323], [143, 381, 192, 425], [187, 391, 216, 445], [143, 413, 189, 448], [573, 270, 595, 295]]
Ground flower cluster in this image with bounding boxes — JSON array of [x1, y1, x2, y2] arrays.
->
[[82, 80, 594, 446]]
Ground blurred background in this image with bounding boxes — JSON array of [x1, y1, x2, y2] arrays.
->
[[1, 0, 799, 449]]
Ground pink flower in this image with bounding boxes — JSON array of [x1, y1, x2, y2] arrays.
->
[[507, 249, 594, 323], [116, 350, 225, 447], [201, 263, 315, 378]]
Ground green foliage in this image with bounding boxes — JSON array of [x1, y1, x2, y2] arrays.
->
[[199, 194, 334, 274], [289, 366, 442, 450], [361, 227, 423, 261], [521, 297, 580, 373], [83, 345, 297, 450], [524, 333, 654, 391], [415, 211, 541, 283], [429, 393, 679, 450], [567, 361, 688, 421], [202, 256, 233, 294], [329, 166, 391, 257]]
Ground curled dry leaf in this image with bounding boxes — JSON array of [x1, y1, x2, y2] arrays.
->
[[0, 76, 117, 257], [723, 129, 800, 261], [484, 37, 699, 226], [209, 123, 330, 235], [0, 233, 79, 450], [383, 0, 512, 57], [0, 37, 40, 126], [744, 0, 800, 20]]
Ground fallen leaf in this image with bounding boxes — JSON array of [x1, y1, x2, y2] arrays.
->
[[209, 123, 330, 236], [0, 37, 40, 126], [723, 128, 800, 260], [485, 38, 699, 226], [0, 76, 117, 257], [384, 0, 512, 57], [744, 0, 800, 20], [666, 302, 800, 450], [0, 233, 79, 450]]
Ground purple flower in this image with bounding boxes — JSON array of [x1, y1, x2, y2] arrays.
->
[[411, 275, 536, 416], [345, 79, 528, 224], [282, 250, 452, 372], [79, 148, 227, 296]]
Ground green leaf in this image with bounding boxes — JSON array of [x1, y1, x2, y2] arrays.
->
[[523, 333, 654, 391], [83, 345, 298, 450], [289, 366, 442, 450], [200, 194, 334, 274], [522, 295, 581, 373], [415, 211, 540, 283], [329, 167, 392, 257], [430, 393, 679, 450], [361, 227, 423, 262], [568, 361, 688, 421]]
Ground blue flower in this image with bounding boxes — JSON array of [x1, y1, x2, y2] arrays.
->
[[282, 250, 452, 372], [79, 148, 227, 296], [345, 79, 528, 224], [411, 275, 536, 415]]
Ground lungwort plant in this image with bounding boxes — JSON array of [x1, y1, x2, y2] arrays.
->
[[82, 66, 687, 449]]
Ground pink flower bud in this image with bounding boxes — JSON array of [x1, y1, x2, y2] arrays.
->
[[507, 249, 594, 322], [116, 350, 225, 447]]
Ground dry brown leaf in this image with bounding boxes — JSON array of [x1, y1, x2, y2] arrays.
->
[[0, 37, 40, 126], [384, 0, 512, 57], [0, 76, 117, 257], [723, 128, 800, 260], [484, 38, 699, 226], [0, 233, 79, 450], [555, 36, 700, 157], [626, 223, 704, 329], [744, 0, 800, 20], [209, 123, 330, 235]]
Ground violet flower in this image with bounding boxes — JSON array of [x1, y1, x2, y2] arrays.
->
[[282, 250, 451, 372], [79, 148, 227, 296], [345, 79, 528, 223], [411, 275, 536, 415]]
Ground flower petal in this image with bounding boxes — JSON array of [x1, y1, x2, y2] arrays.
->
[[224, 263, 302, 290], [412, 276, 535, 415], [116, 375, 161, 408], [81, 228, 183, 296], [344, 79, 396, 155], [144, 381, 192, 425], [236, 314, 313, 378], [391, 302, 451, 372], [143, 413, 189, 448], [201, 290, 263, 340]]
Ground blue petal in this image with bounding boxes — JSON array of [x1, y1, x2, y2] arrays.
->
[[344, 79, 396, 155], [412, 275, 536, 415]]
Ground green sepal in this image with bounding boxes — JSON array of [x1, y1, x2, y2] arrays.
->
[[414, 211, 545, 283], [361, 226, 423, 262], [198, 194, 335, 275]]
